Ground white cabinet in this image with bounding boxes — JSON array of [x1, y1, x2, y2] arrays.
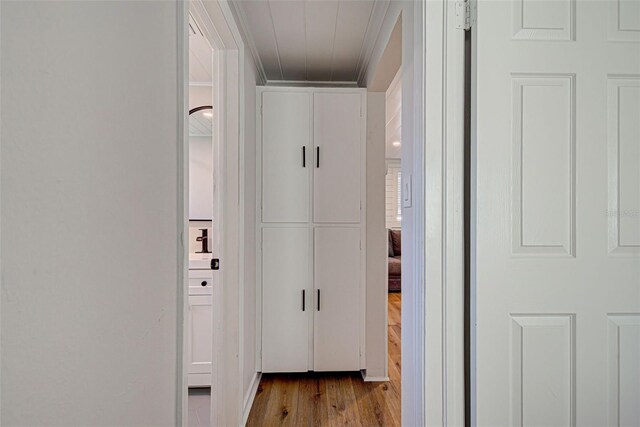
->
[[258, 87, 365, 373], [187, 270, 212, 387], [261, 227, 311, 372], [313, 227, 361, 371], [313, 93, 362, 224], [261, 91, 311, 223], [261, 227, 361, 373]]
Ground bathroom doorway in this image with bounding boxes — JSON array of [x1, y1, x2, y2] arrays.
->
[[186, 9, 215, 425], [182, 1, 244, 426]]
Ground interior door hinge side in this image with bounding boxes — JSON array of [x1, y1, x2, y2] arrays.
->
[[455, 0, 474, 30]]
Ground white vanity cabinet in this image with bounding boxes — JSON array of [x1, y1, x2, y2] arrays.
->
[[258, 87, 366, 373], [187, 269, 213, 387]]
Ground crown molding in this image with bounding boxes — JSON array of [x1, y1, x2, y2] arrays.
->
[[265, 80, 358, 88], [228, 0, 268, 85]]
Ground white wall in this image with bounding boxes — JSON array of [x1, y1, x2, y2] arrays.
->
[[386, 161, 402, 229], [189, 136, 214, 220], [385, 71, 402, 159], [366, 93, 388, 379], [241, 47, 259, 413], [1, 1, 182, 425], [385, 72, 402, 229], [364, 1, 423, 423]]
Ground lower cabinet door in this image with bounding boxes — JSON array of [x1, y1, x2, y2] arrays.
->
[[187, 294, 212, 387], [262, 227, 311, 372], [313, 227, 361, 371]]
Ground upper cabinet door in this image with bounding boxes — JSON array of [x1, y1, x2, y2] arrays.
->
[[262, 91, 311, 223], [313, 93, 362, 223]]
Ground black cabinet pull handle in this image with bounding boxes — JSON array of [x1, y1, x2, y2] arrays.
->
[[201, 281, 207, 287], [317, 289, 320, 311], [316, 147, 320, 168], [302, 146, 306, 167], [302, 290, 306, 311]]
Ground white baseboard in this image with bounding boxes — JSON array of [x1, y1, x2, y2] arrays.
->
[[241, 372, 262, 426], [360, 369, 389, 382]]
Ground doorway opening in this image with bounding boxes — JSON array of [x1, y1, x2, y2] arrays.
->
[[186, 9, 215, 426], [181, 1, 244, 425], [384, 67, 403, 408], [180, 1, 466, 425], [366, 10, 405, 424]]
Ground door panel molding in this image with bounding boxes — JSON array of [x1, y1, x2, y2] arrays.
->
[[512, 0, 575, 41], [607, 75, 640, 256], [607, 314, 640, 426], [510, 314, 576, 427], [609, 0, 640, 42], [511, 73, 576, 257]]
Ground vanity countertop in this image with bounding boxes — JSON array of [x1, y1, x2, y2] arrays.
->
[[189, 253, 212, 270]]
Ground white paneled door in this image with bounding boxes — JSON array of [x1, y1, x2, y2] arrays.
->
[[313, 227, 361, 371], [476, 1, 640, 426], [262, 91, 311, 223], [313, 92, 362, 223], [261, 227, 311, 372]]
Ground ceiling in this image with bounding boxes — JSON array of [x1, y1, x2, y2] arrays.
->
[[189, 15, 214, 136], [189, 109, 213, 137], [189, 15, 213, 84], [233, 0, 389, 83], [189, 86, 213, 136]]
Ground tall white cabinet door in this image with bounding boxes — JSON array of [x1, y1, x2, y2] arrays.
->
[[187, 294, 212, 386], [313, 227, 361, 371], [313, 93, 362, 223], [262, 227, 311, 372], [262, 91, 311, 223], [475, 2, 640, 426]]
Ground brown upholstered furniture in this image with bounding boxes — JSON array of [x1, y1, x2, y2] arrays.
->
[[388, 229, 401, 292]]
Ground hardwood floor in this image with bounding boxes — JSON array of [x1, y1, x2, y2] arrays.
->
[[246, 292, 401, 427]]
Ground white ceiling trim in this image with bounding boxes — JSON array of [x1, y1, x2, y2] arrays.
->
[[228, 1, 268, 85], [265, 80, 359, 88], [355, 0, 391, 86]]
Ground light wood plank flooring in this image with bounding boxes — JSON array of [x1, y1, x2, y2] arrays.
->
[[246, 292, 401, 426]]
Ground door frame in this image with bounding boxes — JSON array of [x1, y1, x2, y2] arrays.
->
[[411, 0, 466, 425], [357, 0, 466, 422], [365, 0, 466, 424], [179, 1, 247, 426], [179, 0, 468, 425]]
